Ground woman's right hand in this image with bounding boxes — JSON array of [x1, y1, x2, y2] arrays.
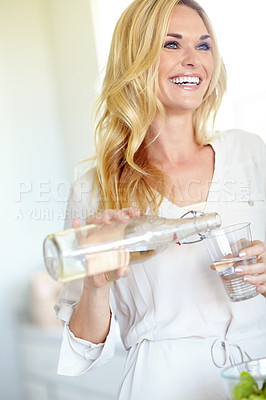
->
[[72, 207, 141, 289]]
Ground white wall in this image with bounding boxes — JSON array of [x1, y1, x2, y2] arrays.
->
[[46, 0, 99, 176], [1, 0, 67, 398], [90, 0, 132, 79], [1, 0, 98, 398], [200, 0, 266, 140]]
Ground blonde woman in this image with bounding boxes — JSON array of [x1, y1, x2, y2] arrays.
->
[[55, 0, 266, 398]]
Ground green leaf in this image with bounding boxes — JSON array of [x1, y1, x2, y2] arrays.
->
[[241, 372, 256, 382], [261, 380, 266, 395], [232, 372, 258, 400]]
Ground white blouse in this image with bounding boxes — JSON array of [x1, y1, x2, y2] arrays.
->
[[55, 130, 266, 400]]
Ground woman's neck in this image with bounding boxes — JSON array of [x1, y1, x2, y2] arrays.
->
[[145, 113, 199, 165]]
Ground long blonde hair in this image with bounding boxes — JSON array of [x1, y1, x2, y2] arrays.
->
[[92, 0, 227, 213]]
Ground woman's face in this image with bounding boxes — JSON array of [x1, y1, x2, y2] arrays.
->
[[157, 5, 214, 115]]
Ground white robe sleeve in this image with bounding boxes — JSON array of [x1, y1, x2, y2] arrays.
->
[[57, 291, 117, 376], [55, 169, 118, 376]]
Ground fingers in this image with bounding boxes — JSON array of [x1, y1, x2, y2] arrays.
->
[[72, 216, 88, 245], [104, 266, 130, 282], [241, 270, 266, 286], [210, 264, 215, 271], [234, 262, 266, 276], [72, 209, 134, 290], [238, 240, 265, 260], [72, 216, 81, 228], [85, 208, 141, 225], [85, 213, 111, 226], [72, 216, 101, 245], [101, 209, 131, 222], [87, 265, 130, 289], [122, 207, 141, 217], [234, 240, 266, 294], [256, 283, 266, 295]]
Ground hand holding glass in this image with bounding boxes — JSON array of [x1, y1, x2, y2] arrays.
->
[[204, 222, 259, 302]]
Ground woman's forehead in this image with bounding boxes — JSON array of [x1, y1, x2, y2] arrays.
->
[[168, 5, 208, 35]]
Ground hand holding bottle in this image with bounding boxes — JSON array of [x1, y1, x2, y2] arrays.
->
[[72, 208, 141, 289]]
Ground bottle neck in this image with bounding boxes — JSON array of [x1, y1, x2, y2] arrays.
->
[[160, 212, 221, 243]]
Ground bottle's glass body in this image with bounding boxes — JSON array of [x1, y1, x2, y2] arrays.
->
[[43, 212, 221, 282]]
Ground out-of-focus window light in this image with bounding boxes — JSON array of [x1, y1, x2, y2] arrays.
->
[[200, 0, 266, 140], [91, 0, 266, 141]]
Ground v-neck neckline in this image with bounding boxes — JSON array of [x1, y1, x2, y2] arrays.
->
[[160, 137, 222, 214]]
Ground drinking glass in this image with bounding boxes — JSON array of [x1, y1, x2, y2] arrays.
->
[[204, 222, 259, 302]]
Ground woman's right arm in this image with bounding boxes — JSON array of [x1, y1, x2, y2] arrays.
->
[[56, 171, 137, 374], [68, 208, 137, 344], [56, 215, 131, 375], [69, 280, 112, 344], [68, 267, 128, 343]]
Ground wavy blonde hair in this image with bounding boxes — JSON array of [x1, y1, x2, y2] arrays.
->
[[92, 0, 227, 213]]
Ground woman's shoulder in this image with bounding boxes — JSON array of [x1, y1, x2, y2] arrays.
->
[[64, 166, 100, 229], [66, 166, 100, 216], [212, 128, 263, 143], [72, 165, 98, 194], [211, 129, 266, 159]]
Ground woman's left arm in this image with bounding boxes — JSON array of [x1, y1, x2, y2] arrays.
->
[[235, 240, 266, 297]]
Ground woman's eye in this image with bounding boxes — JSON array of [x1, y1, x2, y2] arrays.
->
[[164, 41, 179, 49], [197, 42, 212, 51]]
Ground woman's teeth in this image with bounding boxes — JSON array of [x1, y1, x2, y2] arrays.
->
[[169, 76, 200, 85]]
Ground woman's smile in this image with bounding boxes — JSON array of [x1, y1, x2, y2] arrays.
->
[[169, 73, 202, 91]]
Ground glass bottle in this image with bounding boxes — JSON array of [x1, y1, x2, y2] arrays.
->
[[43, 211, 221, 282]]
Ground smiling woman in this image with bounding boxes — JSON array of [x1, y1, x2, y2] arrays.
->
[[54, 1, 266, 399]]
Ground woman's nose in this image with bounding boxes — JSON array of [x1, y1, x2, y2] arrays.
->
[[181, 48, 200, 68]]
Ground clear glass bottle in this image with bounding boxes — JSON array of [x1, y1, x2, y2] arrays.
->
[[43, 211, 221, 282]]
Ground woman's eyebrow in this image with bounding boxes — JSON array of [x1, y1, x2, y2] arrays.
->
[[167, 33, 182, 39], [167, 33, 212, 40]]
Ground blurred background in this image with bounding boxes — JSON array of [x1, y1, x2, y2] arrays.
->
[[1, 0, 265, 399]]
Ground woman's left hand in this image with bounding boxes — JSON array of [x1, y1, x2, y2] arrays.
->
[[235, 240, 266, 296]]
